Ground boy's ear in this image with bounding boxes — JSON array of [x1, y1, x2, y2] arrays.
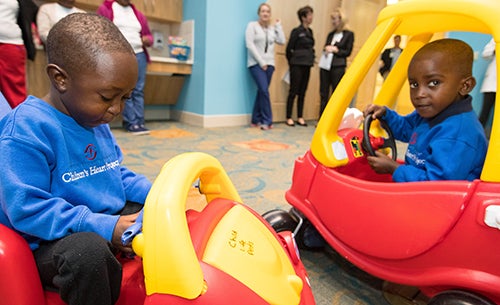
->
[[46, 64, 69, 92], [459, 76, 476, 95]]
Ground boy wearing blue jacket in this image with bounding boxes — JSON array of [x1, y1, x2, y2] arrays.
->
[[0, 13, 152, 305], [363, 39, 487, 182]]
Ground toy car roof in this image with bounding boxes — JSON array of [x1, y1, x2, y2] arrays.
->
[[312, 0, 500, 182]]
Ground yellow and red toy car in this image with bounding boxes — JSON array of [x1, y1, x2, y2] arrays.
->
[[0, 152, 315, 305], [266, 0, 500, 304]]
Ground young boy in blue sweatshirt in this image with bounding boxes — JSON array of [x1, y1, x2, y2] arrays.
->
[[363, 38, 488, 182], [0, 13, 152, 305]]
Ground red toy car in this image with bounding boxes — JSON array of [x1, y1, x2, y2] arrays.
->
[[265, 1, 500, 304], [0, 152, 315, 305]]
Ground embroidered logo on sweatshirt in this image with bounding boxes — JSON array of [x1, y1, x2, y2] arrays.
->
[[84, 144, 97, 160], [409, 132, 417, 145]]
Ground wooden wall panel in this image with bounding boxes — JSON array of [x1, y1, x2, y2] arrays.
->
[[341, 0, 386, 111], [27, 50, 50, 98]]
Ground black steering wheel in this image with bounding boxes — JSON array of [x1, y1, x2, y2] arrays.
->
[[362, 114, 397, 160]]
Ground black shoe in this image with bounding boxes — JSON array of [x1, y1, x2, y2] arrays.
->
[[126, 124, 150, 135], [286, 119, 295, 127], [297, 119, 308, 127]]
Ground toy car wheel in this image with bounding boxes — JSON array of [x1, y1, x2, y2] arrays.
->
[[262, 208, 327, 251], [427, 290, 496, 305], [288, 208, 326, 251], [262, 209, 299, 233]]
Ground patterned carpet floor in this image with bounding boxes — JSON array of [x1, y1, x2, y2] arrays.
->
[[112, 120, 416, 305]]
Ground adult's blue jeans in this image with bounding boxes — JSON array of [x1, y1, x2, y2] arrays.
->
[[249, 64, 275, 126], [122, 52, 147, 126]]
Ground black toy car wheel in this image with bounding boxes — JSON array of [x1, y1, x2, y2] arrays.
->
[[263, 208, 326, 251], [262, 208, 299, 233], [427, 290, 495, 305]]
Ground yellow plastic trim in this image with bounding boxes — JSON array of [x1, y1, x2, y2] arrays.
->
[[201, 204, 302, 305], [482, 40, 500, 181], [132, 152, 242, 298]]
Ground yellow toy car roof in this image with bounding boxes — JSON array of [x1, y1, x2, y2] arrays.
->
[[313, 0, 500, 182]]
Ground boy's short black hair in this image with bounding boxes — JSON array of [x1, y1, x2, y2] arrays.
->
[[46, 13, 134, 75], [297, 5, 313, 22], [413, 38, 473, 77]]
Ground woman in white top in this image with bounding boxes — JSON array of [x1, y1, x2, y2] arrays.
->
[[37, 0, 85, 45], [245, 3, 286, 130], [479, 38, 496, 131]]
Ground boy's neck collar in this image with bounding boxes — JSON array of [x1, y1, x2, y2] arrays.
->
[[426, 95, 472, 128]]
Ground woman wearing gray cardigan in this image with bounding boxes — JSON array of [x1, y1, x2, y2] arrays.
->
[[245, 3, 285, 130]]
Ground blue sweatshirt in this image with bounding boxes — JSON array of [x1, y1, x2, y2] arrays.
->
[[0, 96, 152, 250], [383, 95, 487, 182]]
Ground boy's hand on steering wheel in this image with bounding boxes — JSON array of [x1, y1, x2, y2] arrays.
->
[[363, 104, 387, 119], [367, 151, 399, 174]]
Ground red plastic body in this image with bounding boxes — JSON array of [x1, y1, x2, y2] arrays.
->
[[286, 148, 500, 303], [0, 198, 314, 305]]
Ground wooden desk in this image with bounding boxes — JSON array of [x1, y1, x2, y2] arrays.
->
[[148, 57, 193, 75], [145, 57, 192, 105]]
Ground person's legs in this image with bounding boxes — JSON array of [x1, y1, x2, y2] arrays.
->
[[296, 66, 311, 120], [319, 67, 345, 118], [0, 44, 27, 108], [249, 65, 265, 126], [34, 232, 122, 305], [123, 52, 148, 134], [135, 52, 147, 127], [479, 92, 495, 127], [286, 92, 295, 121], [261, 65, 275, 126], [286, 65, 302, 121], [251, 96, 261, 126], [319, 68, 331, 118], [330, 66, 346, 94]]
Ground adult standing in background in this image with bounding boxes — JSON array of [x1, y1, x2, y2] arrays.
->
[[98, 0, 153, 135], [318, 9, 354, 118], [37, 0, 85, 45], [479, 37, 496, 135], [0, 0, 38, 108], [245, 3, 286, 131], [379, 34, 402, 80], [285, 5, 314, 127]]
